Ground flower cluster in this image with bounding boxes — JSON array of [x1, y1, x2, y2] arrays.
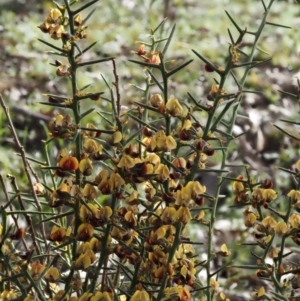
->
[[232, 161, 300, 295], [134, 44, 161, 65], [38, 8, 67, 40]]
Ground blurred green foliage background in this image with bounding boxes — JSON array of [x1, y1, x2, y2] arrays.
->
[[0, 0, 299, 187]]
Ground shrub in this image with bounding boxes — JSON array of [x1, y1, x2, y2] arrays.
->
[[0, 0, 299, 300]]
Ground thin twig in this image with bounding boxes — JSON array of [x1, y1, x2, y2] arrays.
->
[[101, 256, 109, 289], [0, 173, 10, 205], [0, 94, 48, 249], [112, 59, 121, 118], [0, 174, 29, 251], [8, 174, 40, 254]]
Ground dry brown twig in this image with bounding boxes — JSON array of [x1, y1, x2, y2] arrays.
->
[[0, 94, 48, 251]]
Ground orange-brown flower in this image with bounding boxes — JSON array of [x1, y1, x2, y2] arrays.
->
[[98, 178, 111, 194], [77, 223, 94, 241], [125, 191, 139, 206], [48, 225, 67, 242], [38, 21, 51, 33], [59, 156, 79, 171], [30, 261, 45, 280], [95, 169, 109, 184], [84, 123, 100, 138]]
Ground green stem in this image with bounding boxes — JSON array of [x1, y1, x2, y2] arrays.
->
[[62, 1, 82, 293], [205, 2, 276, 300]]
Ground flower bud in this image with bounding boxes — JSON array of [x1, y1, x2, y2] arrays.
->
[[9, 228, 25, 240], [261, 179, 273, 189], [136, 44, 146, 55], [150, 94, 163, 108], [143, 127, 153, 137], [204, 63, 215, 72]]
